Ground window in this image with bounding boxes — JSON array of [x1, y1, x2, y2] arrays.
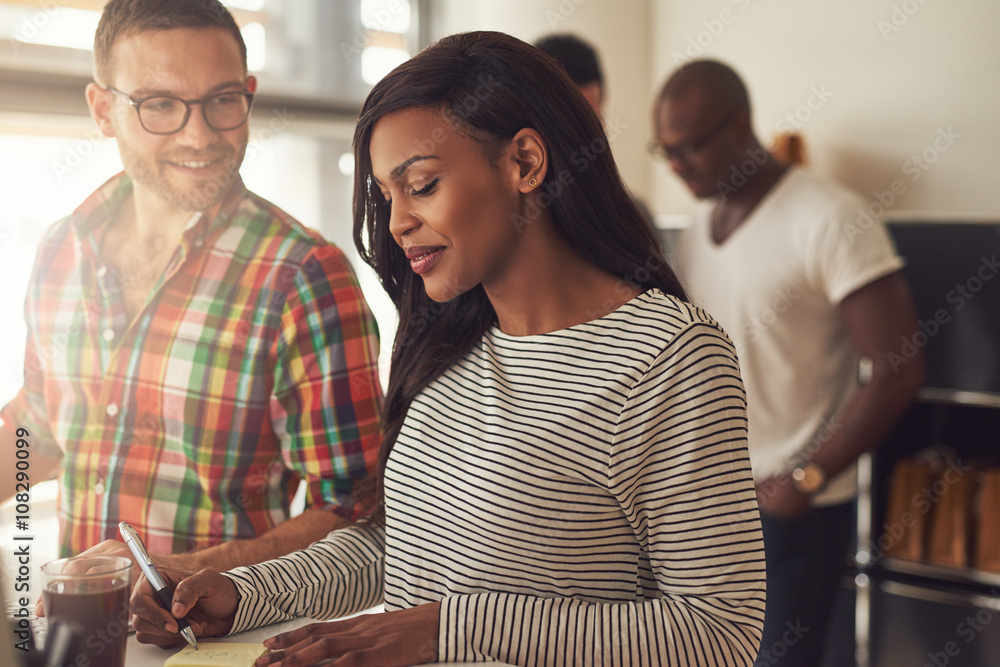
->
[[0, 1, 429, 406]]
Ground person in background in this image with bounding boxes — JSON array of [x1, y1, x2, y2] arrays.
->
[[0, 0, 382, 581], [533, 33, 606, 115], [651, 59, 924, 666], [131, 31, 766, 667], [534, 32, 658, 234]]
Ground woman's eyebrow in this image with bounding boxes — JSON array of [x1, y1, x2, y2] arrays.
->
[[391, 155, 439, 180]]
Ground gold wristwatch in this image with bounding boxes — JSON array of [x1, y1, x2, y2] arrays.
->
[[791, 462, 827, 495]]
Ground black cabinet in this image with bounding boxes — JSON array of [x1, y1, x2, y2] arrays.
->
[[856, 220, 1000, 667], [858, 392, 1000, 667]]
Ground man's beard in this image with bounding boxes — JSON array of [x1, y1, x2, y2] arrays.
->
[[120, 140, 247, 212]]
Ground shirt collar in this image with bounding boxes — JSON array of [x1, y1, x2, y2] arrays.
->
[[70, 171, 248, 255]]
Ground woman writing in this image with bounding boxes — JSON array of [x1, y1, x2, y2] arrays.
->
[[132, 31, 765, 666]]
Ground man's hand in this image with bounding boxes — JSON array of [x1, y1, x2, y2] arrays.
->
[[131, 568, 238, 647], [755, 475, 810, 519], [258, 602, 440, 666]]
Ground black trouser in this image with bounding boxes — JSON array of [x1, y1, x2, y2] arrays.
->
[[755, 502, 854, 667]]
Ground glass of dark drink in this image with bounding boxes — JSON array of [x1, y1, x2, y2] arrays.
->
[[40, 556, 132, 667]]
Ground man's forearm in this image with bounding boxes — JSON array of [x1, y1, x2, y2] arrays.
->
[[809, 363, 923, 480], [153, 508, 352, 572], [810, 271, 926, 481]]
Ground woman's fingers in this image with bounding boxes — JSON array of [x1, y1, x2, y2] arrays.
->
[[131, 568, 238, 645], [258, 603, 440, 666], [265, 621, 330, 649]]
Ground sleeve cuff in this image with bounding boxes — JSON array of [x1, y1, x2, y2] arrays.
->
[[224, 569, 296, 635], [829, 256, 905, 304]]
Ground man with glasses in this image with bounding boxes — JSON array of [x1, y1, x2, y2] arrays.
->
[[0, 0, 383, 582], [652, 60, 924, 665]]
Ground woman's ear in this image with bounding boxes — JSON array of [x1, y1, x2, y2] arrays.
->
[[509, 128, 549, 193]]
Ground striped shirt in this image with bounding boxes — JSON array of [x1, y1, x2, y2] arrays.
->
[[226, 290, 765, 666], [0, 173, 383, 556]]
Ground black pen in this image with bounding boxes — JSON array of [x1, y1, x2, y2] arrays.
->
[[118, 521, 198, 649]]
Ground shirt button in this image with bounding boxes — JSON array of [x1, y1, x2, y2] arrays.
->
[[193, 238, 204, 248], [94, 482, 106, 495], [106, 403, 119, 418], [96, 266, 108, 278], [102, 328, 115, 342]]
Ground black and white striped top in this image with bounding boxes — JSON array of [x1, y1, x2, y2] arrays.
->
[[226, 290, 766, 666]]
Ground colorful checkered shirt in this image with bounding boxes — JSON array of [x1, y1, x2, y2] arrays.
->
[[0, 172, 383, 557]]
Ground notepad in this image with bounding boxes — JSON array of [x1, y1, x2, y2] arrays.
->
[[164, 642, 270, 666]]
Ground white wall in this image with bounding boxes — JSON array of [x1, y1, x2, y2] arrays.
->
[[429, 0, 653, 202], [649, 0, 1000, 219]]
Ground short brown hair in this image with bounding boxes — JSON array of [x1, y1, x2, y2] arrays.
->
[[94, 0, 247, 84]]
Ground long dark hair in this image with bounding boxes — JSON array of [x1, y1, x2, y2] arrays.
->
[[352, 31, 687, 516]]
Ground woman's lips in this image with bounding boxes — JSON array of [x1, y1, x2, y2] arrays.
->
[[405, 246, 445, 275]]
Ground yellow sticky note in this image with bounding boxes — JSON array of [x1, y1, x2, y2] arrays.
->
[[164, 642, 270, 667]]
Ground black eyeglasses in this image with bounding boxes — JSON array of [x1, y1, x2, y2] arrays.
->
[[101, 85, 254, 135], [648, 110, 738, 162]]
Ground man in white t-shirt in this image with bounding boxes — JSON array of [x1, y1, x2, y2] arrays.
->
[[651, 60, 925, 666]]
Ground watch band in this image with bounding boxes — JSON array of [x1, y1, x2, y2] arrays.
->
[[791, 462, 827, 495]]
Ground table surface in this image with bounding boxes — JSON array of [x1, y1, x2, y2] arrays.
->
[[126, 612, 507, 666]]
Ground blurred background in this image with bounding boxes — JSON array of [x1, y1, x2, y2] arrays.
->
[[1, 0, 997, 400]]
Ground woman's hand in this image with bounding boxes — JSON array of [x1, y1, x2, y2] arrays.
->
[[131, 568, 239, 647], [256, 602, 440, 666]]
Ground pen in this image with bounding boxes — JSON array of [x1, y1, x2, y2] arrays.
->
[[118, 521, 198, 649]]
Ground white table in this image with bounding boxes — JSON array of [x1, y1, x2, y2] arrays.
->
[[125, 612, 505, 666]]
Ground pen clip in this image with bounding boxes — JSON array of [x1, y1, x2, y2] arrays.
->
[[118, 521, 154, 566]]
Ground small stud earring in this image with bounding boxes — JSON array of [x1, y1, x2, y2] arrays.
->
[[528, 178, 537, 187]]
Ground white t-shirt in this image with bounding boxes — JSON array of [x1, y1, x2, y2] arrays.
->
[[677, 168, 904, 505]]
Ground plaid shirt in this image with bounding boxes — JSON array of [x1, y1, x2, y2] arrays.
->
[[1, 173, 383, 556]]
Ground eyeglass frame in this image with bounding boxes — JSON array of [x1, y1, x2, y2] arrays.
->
[[100, 84, 255, 135], [648, 110, 739, 162]]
